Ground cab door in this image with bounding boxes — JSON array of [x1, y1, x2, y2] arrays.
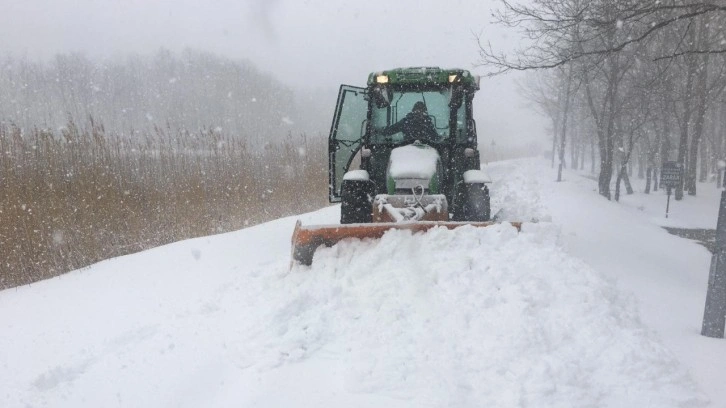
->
[[329, 85, 367, 202]]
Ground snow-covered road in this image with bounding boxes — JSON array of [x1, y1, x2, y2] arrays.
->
[[1, 158, 721, 407]]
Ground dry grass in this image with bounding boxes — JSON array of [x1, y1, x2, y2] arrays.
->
[[0, 120, 327, 289]]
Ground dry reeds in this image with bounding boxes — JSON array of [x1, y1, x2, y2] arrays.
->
[[0, 119, 327, 288]]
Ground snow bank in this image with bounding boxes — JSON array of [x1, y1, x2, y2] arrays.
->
[[0, 158, 719, 407]]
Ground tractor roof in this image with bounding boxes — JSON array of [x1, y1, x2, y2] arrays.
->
[[367, 67, 479, 89]]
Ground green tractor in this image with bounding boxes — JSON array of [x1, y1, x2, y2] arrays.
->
[[292, 67, 517, 266]]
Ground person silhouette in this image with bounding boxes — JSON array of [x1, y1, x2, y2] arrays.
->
[[380, 101, 438, 142]]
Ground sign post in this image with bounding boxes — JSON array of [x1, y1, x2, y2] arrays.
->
[[660, 161, 683, 218]]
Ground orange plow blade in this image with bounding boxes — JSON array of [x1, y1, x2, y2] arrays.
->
[[291, 220, 522, 266]]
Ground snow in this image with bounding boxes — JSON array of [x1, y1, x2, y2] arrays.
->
[[1, 158, 724, 407], [462, 169, 492, 184], [388, 143, 439, 180], [617, 180, 721, 229], [343, 169, 369, 181]]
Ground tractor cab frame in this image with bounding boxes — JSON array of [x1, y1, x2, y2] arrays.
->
[[289, 67, 510, 266], [328, 67, 483, 207]]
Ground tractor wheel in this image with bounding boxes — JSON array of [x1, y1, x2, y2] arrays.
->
[[340, 179, 375, 224], [452, 182, 491, 222]]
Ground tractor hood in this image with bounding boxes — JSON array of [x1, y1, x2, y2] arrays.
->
[[388, 143, 440, 180], [387, 142, 441, 194]]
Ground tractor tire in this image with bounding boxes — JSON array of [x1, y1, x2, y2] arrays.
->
[[340, 179, 375, 224], [452, 182, 491, 222]]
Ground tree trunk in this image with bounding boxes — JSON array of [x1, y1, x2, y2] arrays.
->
[[600, 61, 620, 200], [588, 70, 618, 200], [718, 166, 722, 188], [623, 166, 633, 194], [656, 115, 670, 193], [615, 137, 635, 201], [686, 50, 709, 195], [615, 165, 623, 201], [718, 104, 725, 188], [570, 113, 578, 171], [645, 167, 652, 193], [590, 134, 596, 174], [579, 33, 620, 200], [675, 112, 690, 200], [598, 132, 615, 199], [686, 16, 713, 194], [558, 63, 574, 182], [624, 131, 635, 195], [551, 120, 558, 168], [699, 138, 709, 183], [676, 28, 699, 200]]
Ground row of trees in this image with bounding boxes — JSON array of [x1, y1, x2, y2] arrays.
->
[[479, 0, 726, 200], [0, 49, 330, 145]]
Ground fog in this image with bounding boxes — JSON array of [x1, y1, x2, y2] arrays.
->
[[1, 0, 546, 149]]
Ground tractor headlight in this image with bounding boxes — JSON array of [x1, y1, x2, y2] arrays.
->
[[376, 75, 389, 84], [448, 74, 458, 83]]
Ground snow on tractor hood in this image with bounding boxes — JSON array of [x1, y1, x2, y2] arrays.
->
[[388, 142, 440, 181]]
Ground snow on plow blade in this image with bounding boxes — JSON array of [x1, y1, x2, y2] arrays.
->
[[291, 219, 522, 266]]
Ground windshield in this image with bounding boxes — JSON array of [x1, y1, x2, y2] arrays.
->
[[370, 89, 463, 144]]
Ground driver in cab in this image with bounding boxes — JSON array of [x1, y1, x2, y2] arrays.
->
[[379, 101, 438, 142]]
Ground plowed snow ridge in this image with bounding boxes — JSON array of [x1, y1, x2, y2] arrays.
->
[[273, 223, 699, 407]]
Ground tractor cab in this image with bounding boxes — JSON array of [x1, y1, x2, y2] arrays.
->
[[329, 67, 482, 205]]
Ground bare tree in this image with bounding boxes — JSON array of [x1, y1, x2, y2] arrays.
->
[[478, 0, 726, 75], [480, 0, 726, 200], [517, 72, 562, 167], [557, 63, 577, 181]]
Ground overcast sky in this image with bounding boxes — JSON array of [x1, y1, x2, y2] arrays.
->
[[1, 0, 547, 148]]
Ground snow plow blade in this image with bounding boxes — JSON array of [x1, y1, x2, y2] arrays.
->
[[291, 219, 522, 266]]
